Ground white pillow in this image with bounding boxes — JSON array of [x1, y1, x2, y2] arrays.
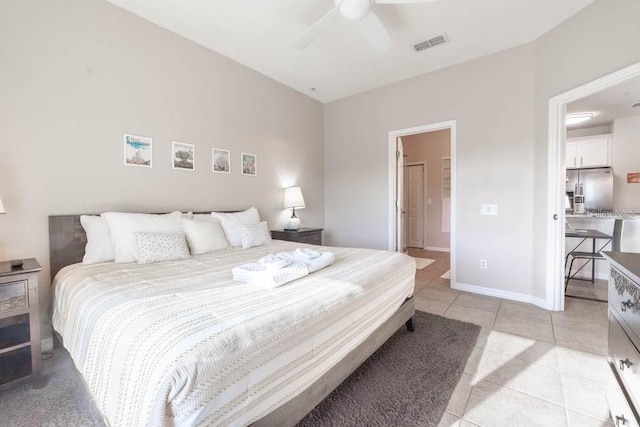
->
[[238, 221, 272, 249], [181, 218, 230, 255], [80, 215, 114, 264], [101, 211, 184, 263], [134, 233, 190, 264], [211, 207, 261, 247], [192, 213, 215, 221]]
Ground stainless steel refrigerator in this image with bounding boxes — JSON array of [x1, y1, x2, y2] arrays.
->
[[566, 167, 613, 212]]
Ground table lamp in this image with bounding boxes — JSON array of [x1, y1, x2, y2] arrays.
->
[[284, 186, 305, 231]]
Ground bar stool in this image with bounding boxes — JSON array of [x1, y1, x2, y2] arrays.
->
[[565, 218, 624, 290]]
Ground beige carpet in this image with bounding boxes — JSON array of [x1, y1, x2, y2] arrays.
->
[[412, 257, 435, 270]]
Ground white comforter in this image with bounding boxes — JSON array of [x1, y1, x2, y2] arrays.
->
[[52, 241, 415, 427]]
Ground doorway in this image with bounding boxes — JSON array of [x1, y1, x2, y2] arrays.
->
[[388, 120, 456, 284], [546, 61, 640, 311]]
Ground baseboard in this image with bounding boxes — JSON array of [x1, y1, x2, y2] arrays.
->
[[423, 246, 450, 252], [452, 281, 537, 304], [530, 296, 549, 311]]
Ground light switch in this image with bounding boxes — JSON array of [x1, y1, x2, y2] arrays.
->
[[480, 204, 498, 215], [427, 198, 432, 205]]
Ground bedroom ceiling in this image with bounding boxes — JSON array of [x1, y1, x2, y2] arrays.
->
[[104, 0, 595, 103]]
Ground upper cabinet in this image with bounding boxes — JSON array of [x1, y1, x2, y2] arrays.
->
[[565, 134, 611, 169]]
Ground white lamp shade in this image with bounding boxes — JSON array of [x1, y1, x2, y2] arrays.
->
[[0, 196, 5, 214], [284, 186, 305, 209]]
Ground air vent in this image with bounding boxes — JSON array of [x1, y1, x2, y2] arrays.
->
[[632, 102, 640, 108], [414, 34, 448, 52]]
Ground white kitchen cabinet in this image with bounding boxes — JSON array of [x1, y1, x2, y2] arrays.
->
[[566, 134, 611, 168], [565, 142, 578, 168]]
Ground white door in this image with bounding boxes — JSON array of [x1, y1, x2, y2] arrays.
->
[[396, 137, 405, 252], [407, 165, 424, 248]]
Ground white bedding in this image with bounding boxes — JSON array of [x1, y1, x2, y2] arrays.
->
[[52, 241, 415, 427]]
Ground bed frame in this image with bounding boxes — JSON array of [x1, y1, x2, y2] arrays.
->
[[48, 213, 415, 426]]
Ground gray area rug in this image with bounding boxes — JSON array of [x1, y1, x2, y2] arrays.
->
[[297, 311, 481, 427], [0, 311, 479, 426]]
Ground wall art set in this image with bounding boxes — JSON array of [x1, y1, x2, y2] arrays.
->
[[123, 133, 256, 176]]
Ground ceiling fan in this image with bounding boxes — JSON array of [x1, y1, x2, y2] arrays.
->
[[295, 0, 441, 52]]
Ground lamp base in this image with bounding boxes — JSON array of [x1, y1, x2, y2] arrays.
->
[[285, 217, 301, 231]]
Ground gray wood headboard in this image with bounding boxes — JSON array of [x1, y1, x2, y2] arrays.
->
[[48, 211, 237, 281], [49, 215, 88, 281]]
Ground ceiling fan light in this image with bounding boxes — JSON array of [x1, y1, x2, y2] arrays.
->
[[566, 112, 594, 125], [337, 0, 373, 21]]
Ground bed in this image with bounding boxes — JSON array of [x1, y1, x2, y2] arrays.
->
[[49, 214, 416, 427]]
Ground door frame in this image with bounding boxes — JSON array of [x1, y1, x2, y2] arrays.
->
[[406, 162, 426, 249], [388, 120, 456, 282], [547, 61, 640, 311]]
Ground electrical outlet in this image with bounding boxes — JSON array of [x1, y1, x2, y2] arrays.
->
[[480, 259, 488, 269]]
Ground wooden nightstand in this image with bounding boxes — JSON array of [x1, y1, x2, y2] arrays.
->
[[271, 228, 323, 246], [0, 258, 42, 389]]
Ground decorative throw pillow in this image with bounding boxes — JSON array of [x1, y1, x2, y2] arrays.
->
[[238, 221, 272, 249], [134, 233, 191, 264], [211, 207, 261, 247], [101, 211, 184, 263], [80, 215, 115, 264], [181, 218, 230, 255]]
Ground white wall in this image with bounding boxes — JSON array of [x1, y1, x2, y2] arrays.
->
[[612, 116, 640, 213], [325, 43, 536, 297], [403, 130, 451, 250], [0, 0, 324, 339]]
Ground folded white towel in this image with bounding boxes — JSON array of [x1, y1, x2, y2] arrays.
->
[[258, 253, 291, 270], [277, 249, 335, 273], [294, 248, 321, 260], [232, 261, 308, 288]]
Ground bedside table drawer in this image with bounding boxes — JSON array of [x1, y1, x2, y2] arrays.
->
[[0, 281, 28, 313], [297, 234, 321, 245], [271, 228, 323, 246]]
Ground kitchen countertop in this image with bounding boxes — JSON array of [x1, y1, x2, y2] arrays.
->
[[567, 212, 640, 220], [603, 252, 640, 283]]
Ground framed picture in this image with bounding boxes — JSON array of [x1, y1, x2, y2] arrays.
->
[[241, 152, 257, 176], [124, 133, 152, 167], [212, 148, 231, 174], [628, 173, 640, 183], [172, 141, 195, 171]]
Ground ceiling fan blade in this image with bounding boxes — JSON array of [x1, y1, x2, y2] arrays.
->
[[374, 0, 440, 3], [357, 11, 392, 52], [294, 9, 339, 50]]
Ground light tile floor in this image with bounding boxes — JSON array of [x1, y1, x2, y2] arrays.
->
[[407, 248, 614, 427], [565, 276, 608, 302]]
